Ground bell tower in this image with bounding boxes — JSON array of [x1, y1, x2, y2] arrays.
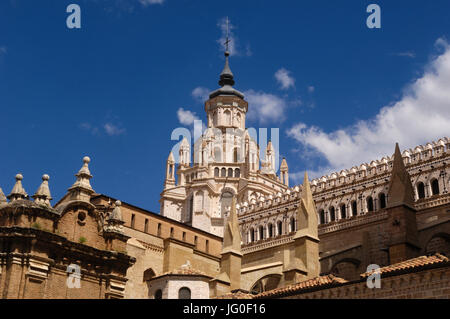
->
[[205, 18, 248, 134]]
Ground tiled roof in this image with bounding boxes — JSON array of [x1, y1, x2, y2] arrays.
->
[[215, 290, 254, 299], [361, 253, 449, 278], [253, 274, 348, 299]]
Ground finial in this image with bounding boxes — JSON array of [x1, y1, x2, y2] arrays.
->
[[68, 156, 95, 200], [33, 174, 53, 207], [209, 17, 244, 99], [218, 17, 235, 87], [8, 173, 28, 201]]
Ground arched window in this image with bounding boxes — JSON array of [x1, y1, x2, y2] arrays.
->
[[431, 179, 440, 196], [178, 287, 191, 299], [379, 193, 386, 209], [154, 289, 162, 299], [236, 113, 242, 128], [367, 197, 374, 212], [213, 111, 217, 126], [224, 110, 231, 126], [351, 201, 357, 216], [228, 168, 233, 177], [289, 217, 296, 232], [259, 225, 264, 240], [340, 204, 346, 219], [250, 228, 255, 242], [214, 167, 219, 177], [234, 168, 240, 178], [268, 223, 273, 237], [221, 191, 233, 217], [221, 168, 226, 177], [277, 221, 282, 236], [233, 148, 239, 163], [319, 210, 325, 224], [417, 182, 425, 199], [329, 207, 336, 222]]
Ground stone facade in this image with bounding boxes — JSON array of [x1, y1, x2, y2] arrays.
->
[[0, 162, 134, 299], [1, 46, 449, 299], [159, 51, 290, 237]]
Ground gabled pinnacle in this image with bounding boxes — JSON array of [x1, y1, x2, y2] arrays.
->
[[167, 151, 175, 163], [33, 174, 53, 207], [8, 173, 28, 201], [294, 171, 319, 241], [387, 143, 415, 208], [280, 158, 288, 170], [222, 196, 242, 254], [69, 156, 94, 193]]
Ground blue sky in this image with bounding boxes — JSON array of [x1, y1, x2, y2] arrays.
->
[[1, 0, 449, 212]]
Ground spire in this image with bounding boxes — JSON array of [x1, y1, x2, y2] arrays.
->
[[8, 173, 28, 202], [209, 17, 244, 99], [222, 196, 242, 254], [167, 151, 175, 163], [219, 17, 235, 87], [69, 156, 94, 193], [67, 156, 95, 202], [280, 157, 288, 170], [33, 174, 53, 207], [294, 171, 319, 241], [387, 143, 415, 208]]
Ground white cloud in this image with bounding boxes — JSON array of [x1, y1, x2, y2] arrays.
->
[[0, 47, 6, 55], [192, 87, 210, 103], [139, 0, 165, 6], [177, 107, 200, 126], [104, 123, 126, 136], [287, 38, 450, 178], [275, 68, 295, 90], [308, 86, 315, 93], [392, 51, 416, 58], [244, 90, 287, 124]]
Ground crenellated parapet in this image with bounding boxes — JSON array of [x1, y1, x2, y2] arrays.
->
[[237, 138, 450, 247], [309, 137, 449, 194]]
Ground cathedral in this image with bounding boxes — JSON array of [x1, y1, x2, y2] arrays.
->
[[0, 47, 449, 299], [160, 48, 289, 237]]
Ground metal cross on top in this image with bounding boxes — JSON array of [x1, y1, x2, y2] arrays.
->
[[225, 16, 231, 53]]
